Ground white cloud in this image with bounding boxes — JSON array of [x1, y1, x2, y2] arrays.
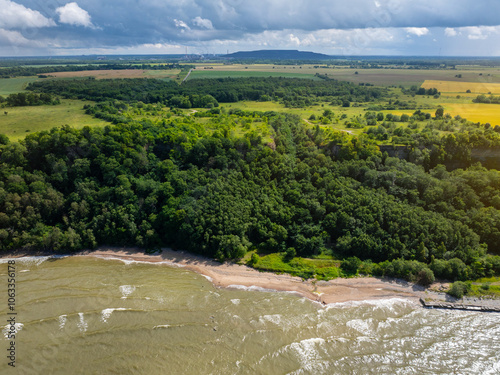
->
[[462, 26, 500, 40], [0, 28, 33, 46], [50, 43, 184, 56], [0, 0, 55, 29], [192, 16, 213, 30], [174, 19, 190, 30], [225, 27, 395, 54], [289, 33, 301, 45], [444, 28, 457, 37], [405, 27, 429, 37], [56, 2, 94, 28]]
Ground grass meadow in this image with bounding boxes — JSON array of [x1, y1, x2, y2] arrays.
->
[[0, 99, 109, 141], [0, 77, 39, 96]]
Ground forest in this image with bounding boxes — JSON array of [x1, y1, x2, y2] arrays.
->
[[1, 76, 500, 286], [26, 76, 386, 108]]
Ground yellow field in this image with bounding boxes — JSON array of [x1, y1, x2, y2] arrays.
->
[[443, 103, 500, 125], [422, 80, 500, 94]]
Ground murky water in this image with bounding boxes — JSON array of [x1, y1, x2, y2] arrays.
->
[[1, 256, 499, 375]]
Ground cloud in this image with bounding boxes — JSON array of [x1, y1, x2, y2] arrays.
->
[[0, 28, 35, 46], [174, 19, 190, 30], [230, 28, 395, 54], [444, 28, 458, 37], [289, 33, 301, 45], [0, 0, 55, 29], [56, 2, 94, 28], [4, 1, 500, 56], [405, 27, 429, 37], [461, 26, 500, 40], [192, 16, 213, 30]]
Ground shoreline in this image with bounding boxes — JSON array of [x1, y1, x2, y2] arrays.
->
[[2, 247, 445, 305], [3, 247, 499, 309]]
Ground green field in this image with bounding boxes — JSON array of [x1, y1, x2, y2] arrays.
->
[[188, 70, 320, 80], [0, 77, 39, 95], [0, 99, 109, 141], [186, 64, 500, 87]]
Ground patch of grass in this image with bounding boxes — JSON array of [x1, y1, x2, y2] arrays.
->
[[474, 277, 500, 284], [0, 77, 39, 95], [0, 99, 109, 141], [250, 253, 340, 280], [468, 284, 500, 298]]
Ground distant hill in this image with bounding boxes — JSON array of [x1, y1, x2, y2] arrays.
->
[[224, 50, 331, 60]]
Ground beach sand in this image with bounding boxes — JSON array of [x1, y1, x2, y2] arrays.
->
[[76, 247, 431, 304]]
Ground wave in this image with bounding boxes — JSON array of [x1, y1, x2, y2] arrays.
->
[[201, 274, 213, 282], [101, 308, 131, 323], [152, 324, 171, 329], [0, 255, 68, 266], [119, 285, 136, 299], [77, 313, 87, 333], [2, 323, 23, 339], [257, 337, 330, 373], [58, 315, 67, 330], [324, 297, 416, 311], [91, 255, 186, 268]]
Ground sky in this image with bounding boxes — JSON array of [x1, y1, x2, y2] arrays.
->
[[1, 0, 500, 57]]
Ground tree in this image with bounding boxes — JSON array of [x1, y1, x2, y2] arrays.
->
[[284, 247, 296, 261], [341, 256, 361, 275], [435, 106, 444, 118]]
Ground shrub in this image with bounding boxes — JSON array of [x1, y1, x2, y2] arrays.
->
[[341, 256, 361, 275], [447, 281, 471, 299]]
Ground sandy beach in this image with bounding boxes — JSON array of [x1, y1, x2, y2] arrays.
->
[[74, 247, 433, 304]]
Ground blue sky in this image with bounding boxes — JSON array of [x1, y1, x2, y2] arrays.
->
[[1, 0, 499, 57]]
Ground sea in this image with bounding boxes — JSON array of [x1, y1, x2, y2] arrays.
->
[[1, 256, 499, 375]]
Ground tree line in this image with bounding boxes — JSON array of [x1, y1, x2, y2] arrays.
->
[[27, 76, 388, 108], [0, 63, 188, 79]]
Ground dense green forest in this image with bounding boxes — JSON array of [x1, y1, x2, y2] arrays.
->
[[2, 76, 500, 285], [27, 77, 386, 108]]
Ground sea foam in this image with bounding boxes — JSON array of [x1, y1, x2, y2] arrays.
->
[[101, 308, 130, 323], [0, 255, 67, 266], [58, 315, 67, 330], [119, 285, 136, 299], [2, 323, 23, 339], [77, 313, 87, 333]]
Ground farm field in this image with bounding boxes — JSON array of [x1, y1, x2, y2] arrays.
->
[[422, 79, 500, 94], [188, 64, 500, 86], [0, 99, 109, 141], [44, 69, 180, 80], [188, 69, 320, 80], [443, 103, 500, 125], [0, 77, 39, 95]]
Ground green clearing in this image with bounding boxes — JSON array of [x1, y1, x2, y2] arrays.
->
[[0, 77, 39, 95], [0, 99, 108, 141], [250, 253, 341, 280]]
